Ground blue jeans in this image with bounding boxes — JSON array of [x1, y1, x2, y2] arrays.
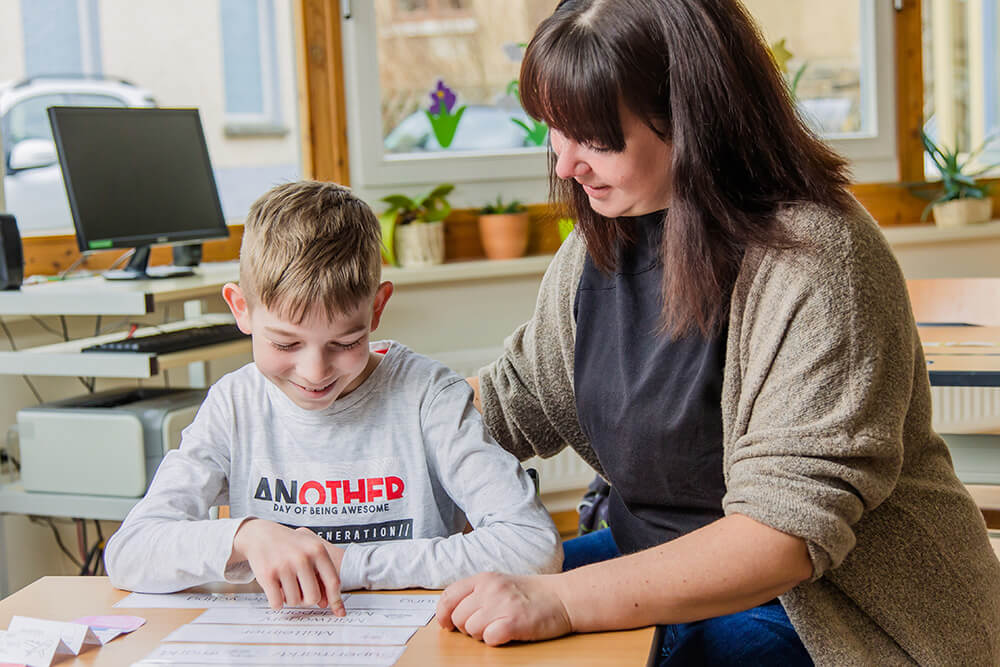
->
[[562, 528, 813, 666]]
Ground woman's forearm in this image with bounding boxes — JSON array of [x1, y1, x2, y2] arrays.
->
[[553, 514, 813, 632]]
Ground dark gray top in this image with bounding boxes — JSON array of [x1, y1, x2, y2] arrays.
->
[[573, 211, 726, 554]]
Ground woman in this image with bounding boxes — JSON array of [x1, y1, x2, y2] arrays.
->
[[435, 0, 1000, 664]]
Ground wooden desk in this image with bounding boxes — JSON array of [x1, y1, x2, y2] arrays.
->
[[919, 326, 1000, 387], [0, 577, 656, 666]]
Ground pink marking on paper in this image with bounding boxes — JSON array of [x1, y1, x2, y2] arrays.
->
[[71, 615, 146, 632]]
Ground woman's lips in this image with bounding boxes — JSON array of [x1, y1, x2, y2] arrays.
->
[[581, 183, 611, 199]]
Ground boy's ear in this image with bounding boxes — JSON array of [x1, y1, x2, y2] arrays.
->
[[222, 282, 253, 335], [369, 281, 394, 332]]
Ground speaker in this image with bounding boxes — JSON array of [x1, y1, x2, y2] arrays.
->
[[172, 242, 203, 268], [0, 214, 24, 290]]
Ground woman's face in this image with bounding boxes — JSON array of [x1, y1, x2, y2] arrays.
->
[[550, 106, 672, 218]]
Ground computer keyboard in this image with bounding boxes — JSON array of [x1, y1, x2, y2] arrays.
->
[[81, 323, 248, 354]]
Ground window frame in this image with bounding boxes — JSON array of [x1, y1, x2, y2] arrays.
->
[[339, 0, 548, 208]]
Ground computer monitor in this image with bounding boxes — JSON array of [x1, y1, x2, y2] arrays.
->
[[48, 107, 228, 280]]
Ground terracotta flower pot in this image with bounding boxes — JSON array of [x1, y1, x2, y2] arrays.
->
[[396, 221, 445, 267], [932, 198, 993, 227], [478, 213, 530, 260]]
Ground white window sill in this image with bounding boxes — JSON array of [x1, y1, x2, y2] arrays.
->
[[882, 219, 1000, 248], [383, 254, 552, 286]]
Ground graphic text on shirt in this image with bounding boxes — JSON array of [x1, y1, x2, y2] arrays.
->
[[254, 475, 405, 512]]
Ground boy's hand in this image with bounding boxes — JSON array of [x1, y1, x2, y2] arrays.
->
[[436, 572, 572, 646], [231, 519, 346, 614]]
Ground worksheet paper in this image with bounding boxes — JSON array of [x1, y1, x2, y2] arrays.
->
[[193, 606, 433, 626], [136, 642, 406, 665], [114, 591, 290, 608], [345, 593, 439, 611], [163, 623, 417, 645]]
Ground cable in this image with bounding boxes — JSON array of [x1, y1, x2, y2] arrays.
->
[[29, 316, 64, 338], [108, 248, 135, 270], [76, 519, 87, 564], [30, 517, 82, 569], [0, 317, 45, 403], [56, 253, 89, 279], [59, 315, 69, 341]]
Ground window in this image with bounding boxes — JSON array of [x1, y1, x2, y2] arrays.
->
[[219, 0, 288, 137], [20, 0, 101, 77], [341, 0, 554, 208], [922, 0, 1000, 177], [711, 0, 898, 181], [342, 0, 899, 207], [1, 0, 302, 236]]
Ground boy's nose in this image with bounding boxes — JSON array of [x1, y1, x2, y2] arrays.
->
[[299, 352, 333, 386]]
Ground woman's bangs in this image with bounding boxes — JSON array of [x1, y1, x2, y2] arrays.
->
[[520, 25, 624, 151]]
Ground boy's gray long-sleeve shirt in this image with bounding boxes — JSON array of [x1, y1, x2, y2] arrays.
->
[[105, 341, 561, 592]]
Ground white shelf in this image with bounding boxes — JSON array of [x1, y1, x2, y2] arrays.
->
[[0, 482, 139, 521], [0, 256, 554, 317], [0, 314, 248, 378], [0, 262, 242, 316]]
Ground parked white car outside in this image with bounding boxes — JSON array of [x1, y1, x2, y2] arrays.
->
[[1, 76, 156, 233]]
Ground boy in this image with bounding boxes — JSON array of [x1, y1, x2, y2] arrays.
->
[[104, 181, 561, 612]]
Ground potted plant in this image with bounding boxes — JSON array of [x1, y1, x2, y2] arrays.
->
[[478, 196, 530, 260], [920, 130, 999, 227], [379, 184, 454, 267]]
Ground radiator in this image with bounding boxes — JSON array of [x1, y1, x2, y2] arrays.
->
[[931, 386, 1000, 434]]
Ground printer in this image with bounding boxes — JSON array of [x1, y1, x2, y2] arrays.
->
[[16, 387, 208, 497]]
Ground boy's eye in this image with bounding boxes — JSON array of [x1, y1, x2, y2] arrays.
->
[[334, 339, 363, 351], [270, 341, 298, 351]]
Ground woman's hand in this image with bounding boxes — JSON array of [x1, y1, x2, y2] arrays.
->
[[436, 572, 573, 646], [230, 519, 345, 614]]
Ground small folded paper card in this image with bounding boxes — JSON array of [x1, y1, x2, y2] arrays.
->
[[0, 615, 147, 667], [0, 625, 65, 667], [8, 616, 102, 656]]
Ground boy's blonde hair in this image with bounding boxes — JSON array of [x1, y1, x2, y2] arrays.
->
[[239, 181, 382, 323]]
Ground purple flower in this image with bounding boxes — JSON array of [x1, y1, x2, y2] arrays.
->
[[428, 80, 456, 115]]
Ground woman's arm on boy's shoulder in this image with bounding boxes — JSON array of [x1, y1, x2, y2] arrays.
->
[[338, 379, 562, 591], [477, 233, 589, 462]]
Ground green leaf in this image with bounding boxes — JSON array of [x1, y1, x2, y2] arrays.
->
[[426, 106, 467, 148], [377, 211, 398, 266], [381, 194, 415, 212], [425, 183, 455, 201]]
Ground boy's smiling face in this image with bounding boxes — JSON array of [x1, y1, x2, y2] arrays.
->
[[223, 282, 393, 411]]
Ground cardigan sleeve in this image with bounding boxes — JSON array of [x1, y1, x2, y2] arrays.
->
[[477, 232, 602, 473], [721, 206, 917, 579]]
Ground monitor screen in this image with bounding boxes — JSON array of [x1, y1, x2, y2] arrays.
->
[[48, 107, 228, 254]]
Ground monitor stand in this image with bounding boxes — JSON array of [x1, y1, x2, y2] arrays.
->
[[102, 245, 195, 281]]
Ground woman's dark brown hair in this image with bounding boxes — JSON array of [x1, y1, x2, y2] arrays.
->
[[520, 0, 853, 337]]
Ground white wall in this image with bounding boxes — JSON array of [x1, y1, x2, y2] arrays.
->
[[0, 3, 25, 83]]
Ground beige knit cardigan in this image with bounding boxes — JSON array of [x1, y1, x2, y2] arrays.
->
[[478, 201, 1000, 666]]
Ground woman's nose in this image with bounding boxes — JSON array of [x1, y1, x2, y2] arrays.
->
[[554, 143, 589, 180]]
